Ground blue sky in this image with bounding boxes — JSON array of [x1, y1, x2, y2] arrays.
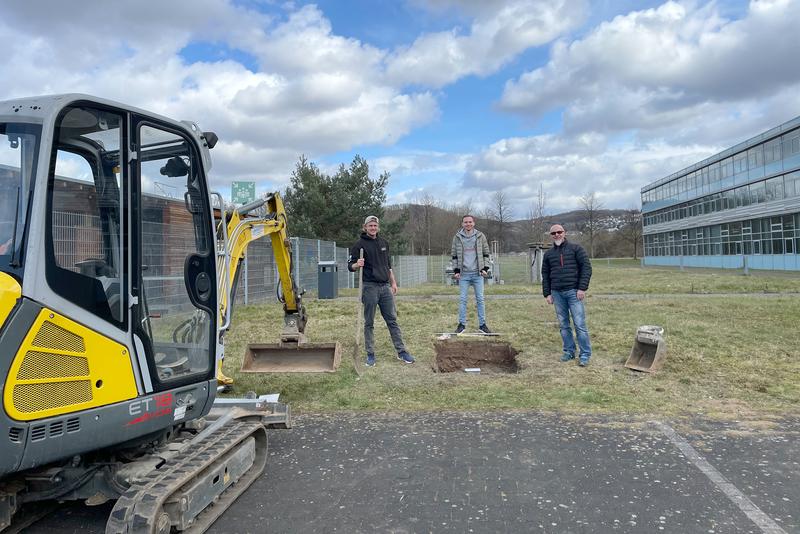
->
[[1, 0, 798, 217]]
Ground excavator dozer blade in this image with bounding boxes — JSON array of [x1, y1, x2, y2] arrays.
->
[[241, 342, 341, 373], [624, 326, 667, 373]]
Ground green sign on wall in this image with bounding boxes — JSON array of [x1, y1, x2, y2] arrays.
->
[[231, 181, 256, 205]]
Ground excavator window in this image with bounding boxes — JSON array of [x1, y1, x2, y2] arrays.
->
[[45, 106, 126, 327], [136, 124, 215, 385], [0, 122, 40, 274]]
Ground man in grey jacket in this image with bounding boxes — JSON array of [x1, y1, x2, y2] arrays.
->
[[451, 214, 492, 333]]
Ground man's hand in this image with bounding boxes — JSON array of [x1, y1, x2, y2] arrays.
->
[[480, 268, 490, 278], [453, 273, 460, 280], [577, 290, 586, 300], [354, 258, 364, 269], [545, 295, 553, 305], [390, 282, 398, 295]]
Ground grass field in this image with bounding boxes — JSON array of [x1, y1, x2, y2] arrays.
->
[[221, 263, 800, 419]]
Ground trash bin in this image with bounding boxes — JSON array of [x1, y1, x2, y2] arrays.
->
[[318, 261, 338, 299]]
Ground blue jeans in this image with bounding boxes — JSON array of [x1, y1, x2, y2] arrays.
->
[[551, 289, 591, 360], [362, 282, 407, 355], [458, 272, 486, 326]]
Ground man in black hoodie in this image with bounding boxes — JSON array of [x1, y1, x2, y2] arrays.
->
[[541, 224, 593, 366], [348, 216, 415, 367]]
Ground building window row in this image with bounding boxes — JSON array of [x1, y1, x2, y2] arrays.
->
[[643, 171, 800, 227], [644, 213, 800, 257], [642, 128, 800, 208]]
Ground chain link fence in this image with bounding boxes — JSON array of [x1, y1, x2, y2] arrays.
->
[[233, 238, 432, 305], [426, 254, 531, 285], [53, 210, 534, 310]]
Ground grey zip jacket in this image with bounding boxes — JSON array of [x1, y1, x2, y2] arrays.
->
[[451, 228, 491, 274]]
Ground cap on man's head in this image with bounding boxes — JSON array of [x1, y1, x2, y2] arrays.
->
[[364, 215, 379, 225]]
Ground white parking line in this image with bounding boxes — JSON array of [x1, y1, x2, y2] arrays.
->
[[651, 421, 787, 534]]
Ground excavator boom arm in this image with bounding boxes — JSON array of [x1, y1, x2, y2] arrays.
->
[[218, 192, 306, 342]]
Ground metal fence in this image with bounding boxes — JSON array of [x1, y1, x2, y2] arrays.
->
[[53, 210, 536, 310], [233, 238, 431, 305], [234, 237, 352, 305], [426, 254, 531, 285], [233, 244, 534, 305]]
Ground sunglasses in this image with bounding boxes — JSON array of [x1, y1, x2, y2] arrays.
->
[[550, 230, 564, 236]]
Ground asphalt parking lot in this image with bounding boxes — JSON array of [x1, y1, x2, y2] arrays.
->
[[27, 412, 799, 533]]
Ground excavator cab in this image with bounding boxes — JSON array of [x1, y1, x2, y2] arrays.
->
[[0, 94, 338, 532], [0, 95, 271, 532], [0, 96, 220, 464]]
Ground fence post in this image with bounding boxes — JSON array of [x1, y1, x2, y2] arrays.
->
[[743, 254, 749, 276], [292, 237, 300, 289], [243, 253, 249, 305]]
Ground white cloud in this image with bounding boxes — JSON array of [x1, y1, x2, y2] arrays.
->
[[439, 0, 800, 215], [5, 0, 796, 216], [385, 0, 588, 88], [500, 0, 800, 143], [459, 133, 719, 212], [0, 1, 441, 196], [372, 151, 470, 179]]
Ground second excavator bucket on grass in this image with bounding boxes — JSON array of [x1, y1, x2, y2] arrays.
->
[[625, 326, 667, 373], [241, 342, 341, 373]]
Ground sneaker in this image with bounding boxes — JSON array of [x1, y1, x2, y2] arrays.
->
[[397, 351, 415, 364], [579, 357, 590, 367], [560, 353, 575, 362], [455, 323, 466, 334], [479, 324, 491, 334], [366, 353, 376, 367]]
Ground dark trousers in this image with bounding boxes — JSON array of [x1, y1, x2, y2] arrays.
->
[[362, 282, 406, 355]]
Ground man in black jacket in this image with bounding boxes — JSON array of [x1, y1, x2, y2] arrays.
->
[[348, 216, 415, 367], [541, 224, 593, 366]]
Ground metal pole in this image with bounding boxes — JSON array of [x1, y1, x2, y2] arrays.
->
[[292, 237, 300, 290], [243, 253, 249, 305]]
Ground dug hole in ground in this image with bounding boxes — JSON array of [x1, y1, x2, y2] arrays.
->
[[432, 339, 520, 373]]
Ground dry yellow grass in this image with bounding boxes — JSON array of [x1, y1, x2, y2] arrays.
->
[[221, 264, 800, 419]]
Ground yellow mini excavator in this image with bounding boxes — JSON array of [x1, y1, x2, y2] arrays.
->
[[0, 94, 335, 532]]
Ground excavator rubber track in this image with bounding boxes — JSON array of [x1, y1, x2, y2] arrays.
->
[[105, 419, 267, 534]]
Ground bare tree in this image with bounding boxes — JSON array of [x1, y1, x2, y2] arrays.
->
[[411, 192, 438, 255], [488, 191, 514, 252], [579, 191, 604, 258], [618, 208, 643, 259], [527, 184, 548, 243], [479, 206, 497, 244], [433, 202, 464, 254]]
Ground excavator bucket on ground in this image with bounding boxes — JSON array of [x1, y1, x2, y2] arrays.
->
[[241, 341, 341, 373], [625, 326, 667, 373]]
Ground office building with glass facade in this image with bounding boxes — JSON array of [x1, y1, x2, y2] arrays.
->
[[641, 116, 800, 270]]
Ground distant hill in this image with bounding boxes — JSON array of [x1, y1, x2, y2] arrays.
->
[[384, 203, 637, 254], [532, 209, 631, 231]]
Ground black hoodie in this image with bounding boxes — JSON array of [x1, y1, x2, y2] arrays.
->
[[348, 232, 392, 283]]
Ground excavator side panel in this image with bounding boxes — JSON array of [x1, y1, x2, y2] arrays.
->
[[4, 308, 138, 421]]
